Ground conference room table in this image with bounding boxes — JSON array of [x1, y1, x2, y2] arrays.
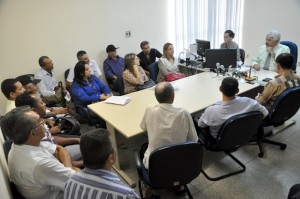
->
[[88, 68, 277, 187]]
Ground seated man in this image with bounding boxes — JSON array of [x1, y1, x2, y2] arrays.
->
[[141, 82, 198, 169], [198, 77, 268, 138], [256, 53, 300, 109], [1, 78, 25, 113], [15, 91, 83, 168], [137, 41, 162, 75], [103, 44, 125, 92], [16, 74, 67, 115], [35, 56, 68, 106], [1, 106, 76, 199], [66, 50, 102, 89], [64, 128, 139, 199], [252, 30, 290, 71]]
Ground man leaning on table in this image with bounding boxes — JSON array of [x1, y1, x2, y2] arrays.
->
[[252, 30, 290, 71]]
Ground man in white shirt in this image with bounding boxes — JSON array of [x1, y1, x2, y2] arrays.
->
[[1, 106, 76, 199], [140, 82, 198, 169], [198, 77, 268, 138], [66, 50, 102, 88], [252, 30, 290, 71], [35, 56, 67, 106]]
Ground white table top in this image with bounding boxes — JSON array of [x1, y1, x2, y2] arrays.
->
[[89, 70, 277, 138]]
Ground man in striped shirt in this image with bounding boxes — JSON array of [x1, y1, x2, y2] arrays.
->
[[64, 128, 139, 199]]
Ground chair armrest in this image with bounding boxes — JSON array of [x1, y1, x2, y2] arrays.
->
[[134, 150, 144, 180], [43, 114, 57, 119]]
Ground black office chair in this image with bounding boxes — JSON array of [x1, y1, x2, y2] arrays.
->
[[116, 73, 124, 95], [134, 142, 203, 199], [198, 111, 263, 181], [256, 86, 300, 157], [148, 62, 159, 82], [239, 48, 245, 64], [3, 140, 26, 199]]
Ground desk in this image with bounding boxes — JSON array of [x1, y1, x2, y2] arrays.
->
[[88, 70, 276, 186]]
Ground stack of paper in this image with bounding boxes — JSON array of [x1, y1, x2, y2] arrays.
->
[[104, 96, 131, 105]]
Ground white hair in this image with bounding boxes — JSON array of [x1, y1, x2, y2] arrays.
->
[[266, 30, 281, 41]]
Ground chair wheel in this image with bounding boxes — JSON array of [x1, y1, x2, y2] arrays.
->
[[280, 145, 287, 150], [258, 153, 264, 158]]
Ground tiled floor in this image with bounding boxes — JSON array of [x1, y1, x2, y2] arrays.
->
[[96, 111, 300, 199]]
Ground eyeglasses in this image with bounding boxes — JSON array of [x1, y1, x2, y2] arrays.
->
[[31, 120, 45, 132]]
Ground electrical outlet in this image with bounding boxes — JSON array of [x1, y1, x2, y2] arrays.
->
[[125, 31, 131, 38]]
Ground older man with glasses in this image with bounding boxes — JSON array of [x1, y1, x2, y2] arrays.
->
[[1, 106, 77, 199]]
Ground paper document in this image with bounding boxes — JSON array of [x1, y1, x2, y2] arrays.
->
[[104, 96, 131, 105]]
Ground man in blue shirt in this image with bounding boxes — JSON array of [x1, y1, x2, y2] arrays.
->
[[103, 44, 125, 92]]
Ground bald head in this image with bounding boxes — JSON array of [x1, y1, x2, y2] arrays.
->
[[155, 82, 174, 104]]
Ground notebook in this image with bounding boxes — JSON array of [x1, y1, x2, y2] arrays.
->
[[104, 96, 131, 105]]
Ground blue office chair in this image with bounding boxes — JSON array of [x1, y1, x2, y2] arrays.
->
[[148, 62, 159, 82], [134, 142, 203, 199], [239, 48, 245, 64], [280, 41, 298, 73], [256, 86, 300, 157], [197, 111, 263, 181]]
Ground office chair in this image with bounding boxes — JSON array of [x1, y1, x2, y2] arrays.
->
[[148, 62, 159, 82], [198, 111, 263, 181], [280, 41, 298, 73], [3, 140, 26, 199], [116, 73, 124, 95], [239, 48, 245, 64], [256, 86, 300, 157], [134, 142, 203, 199]]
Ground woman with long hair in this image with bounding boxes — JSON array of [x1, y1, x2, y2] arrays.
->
[[122, 53, 150, 94], [71, 61, 111, 126], [157, 43, 184, 82]]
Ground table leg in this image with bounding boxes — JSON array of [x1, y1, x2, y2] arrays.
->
[[106, 123, 136, 188]]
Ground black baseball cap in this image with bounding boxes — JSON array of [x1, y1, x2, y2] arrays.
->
[[16, 74, 41, 86], [106, 44, 119, 53]]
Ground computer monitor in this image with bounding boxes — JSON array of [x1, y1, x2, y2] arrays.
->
[[205, 49, 237, 68], [195, 39, 210, 57]]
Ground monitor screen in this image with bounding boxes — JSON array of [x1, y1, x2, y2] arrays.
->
[[205, 49, 237, 68], [195, 39, 210, 57]]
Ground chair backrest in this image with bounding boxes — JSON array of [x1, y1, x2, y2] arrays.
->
[[280, 41, 298, 72], [239, 48, 245, 63], [216, 111, 263, 150], [148, 142, 202, 188], [64, 68, 70, 81], [148, 62, 159, 82], [116, 73, 124, 95], [269, 86, 300, 125]]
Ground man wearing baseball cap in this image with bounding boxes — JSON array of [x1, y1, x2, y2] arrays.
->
[[103, 44, 125, 92], [16, 74, 41, 93]]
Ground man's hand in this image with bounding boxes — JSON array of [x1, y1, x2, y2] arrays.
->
[[113, 75, 118, 80], [253, 64, 260, 71]]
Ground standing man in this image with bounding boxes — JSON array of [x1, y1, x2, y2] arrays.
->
[[256, 53, 300, 109], [103, 44, 125, 92], [137, 41, 162, 75], [35, 56, 67, 106], [252, 30, 290, 71], [1, 106, 76, 199], [66, 50, 102, 88], [64, 128, 139, 199]]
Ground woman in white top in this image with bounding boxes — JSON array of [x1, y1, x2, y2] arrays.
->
[[220, 30, 241, 61], [157, 43, 182, 82]]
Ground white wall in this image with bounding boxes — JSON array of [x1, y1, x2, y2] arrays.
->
[[0, 0, 171, 113], [1, 0, 299, 113], [242, 0, 300, 65]]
